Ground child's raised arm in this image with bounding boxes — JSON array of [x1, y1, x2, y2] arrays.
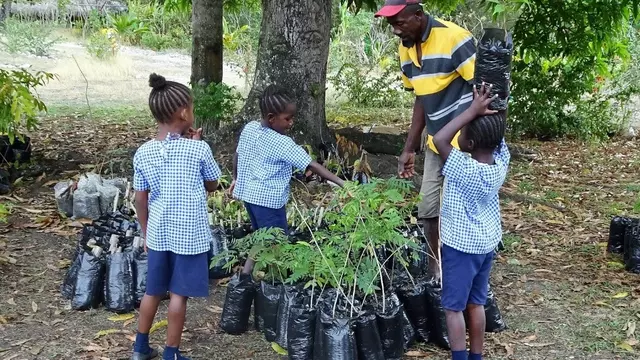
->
[[433, 83, 497, 161], [309, 161, 345, 187]]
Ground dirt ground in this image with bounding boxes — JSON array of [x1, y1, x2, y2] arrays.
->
[[2, 37, 640, 360]]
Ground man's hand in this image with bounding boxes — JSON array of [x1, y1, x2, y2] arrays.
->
[[398, 151, 416, 178]]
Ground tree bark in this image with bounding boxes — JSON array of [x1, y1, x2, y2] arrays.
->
[[230, 0, 333, 150], [0, 0, 11, 24], [191, 0, 223, 86]]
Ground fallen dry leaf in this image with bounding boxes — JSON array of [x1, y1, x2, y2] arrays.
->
[[7, 298, 16, 306], [149, 319, 168, 334], [405, 350, 430, 357], [31, 301, 38, 313], [108, 313, 135, 322]]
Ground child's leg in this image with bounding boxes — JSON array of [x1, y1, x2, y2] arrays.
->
[[441, 244, 486, 360], [241, 203, 287, 275], [467, 251, 494, 360], [163, 251, 209, 360], [133, 249, 171, 358]]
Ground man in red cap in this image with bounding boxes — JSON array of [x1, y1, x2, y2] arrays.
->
[[376, 0, 476, 281]]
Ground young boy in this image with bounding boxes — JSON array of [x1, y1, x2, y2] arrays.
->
[[131, 74, 221, 360], [433, 83, 510, 360]]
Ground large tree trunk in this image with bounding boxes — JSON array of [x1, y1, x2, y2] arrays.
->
[[191, 0, 223, 134], [0, 0, 11, 24], [232, 0, 333, 150], [191, 0, 223, 86]]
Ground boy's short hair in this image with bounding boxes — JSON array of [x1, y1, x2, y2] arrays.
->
[[467, 112, 506, 150]]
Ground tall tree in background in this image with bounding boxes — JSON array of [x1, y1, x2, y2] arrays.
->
[[191, 0, 224, 86], [0, 0, 11, 24]]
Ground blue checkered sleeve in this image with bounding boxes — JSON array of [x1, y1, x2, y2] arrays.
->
[[442, 148, 479, 190], [281, 141, 312, 171], [133, 151, 149, 191], [200, 144, 222, 181], [494, 139, 511, 167]]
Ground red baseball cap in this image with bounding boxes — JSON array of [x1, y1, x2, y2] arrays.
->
[[374, 0, 420, 18]]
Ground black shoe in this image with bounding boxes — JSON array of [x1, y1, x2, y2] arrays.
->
[[131, 348, 158, 360]]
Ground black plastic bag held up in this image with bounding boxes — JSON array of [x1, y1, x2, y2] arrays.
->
[[287, 304, 316, 360], [133, 250, 148, 307], [397, 277, 431, 342], [313, 291, 358, 360], [485, 287, 507, 333], [355, 309, 385, 360], [375, 293, 405, 360], [104, 252, 136, 313], [72, 252, 105, 310], [474, 28, 513, 111], [625, 223, 640, 273], [275, 285, 298, 349], [425, 280, 450, 349], [220, 273, 255, 335], [609, 216, 632, 254], [254, 281, 281, 341], [61, 250, 84, 300]]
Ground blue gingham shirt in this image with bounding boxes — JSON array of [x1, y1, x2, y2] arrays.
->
[[440, 139, 510, 254], [233, 121, 312, 209], [133, 136, 221, 255]]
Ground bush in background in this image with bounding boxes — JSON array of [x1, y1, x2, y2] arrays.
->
[[0, 18, 59, 57]]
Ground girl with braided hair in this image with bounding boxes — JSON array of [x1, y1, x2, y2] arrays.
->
[[131, 73, 221, 360], [230, 84, 345, 275], [432, 83, 510, 360]]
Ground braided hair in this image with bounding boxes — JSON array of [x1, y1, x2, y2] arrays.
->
[[466, 112, 506, 150], [260, 85, 294, 118], [148, 73, 192, 123]]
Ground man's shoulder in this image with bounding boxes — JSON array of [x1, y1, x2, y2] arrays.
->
[[432, 18, 472, 37]]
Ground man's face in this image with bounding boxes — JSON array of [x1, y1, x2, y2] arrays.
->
[[386, 8, 422, 47]]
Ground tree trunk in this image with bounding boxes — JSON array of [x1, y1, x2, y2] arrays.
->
[[231, 0, 333, 150], [191, 0, 223, 135], [0, 0, 11, 24], [191, 0, 223, 86]]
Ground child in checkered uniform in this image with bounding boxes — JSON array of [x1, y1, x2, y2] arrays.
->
[[131, 74, 221, 360], [230, 85, 345, 275], [432, 83, 510, 360]]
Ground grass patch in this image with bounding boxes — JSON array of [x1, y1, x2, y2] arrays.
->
[[46, 104, 152, 126]]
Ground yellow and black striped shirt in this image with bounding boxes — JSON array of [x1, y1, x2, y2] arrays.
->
[[399, 17, 476, 153]]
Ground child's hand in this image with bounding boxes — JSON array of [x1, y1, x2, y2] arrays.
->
[[228, 179, 236, 195], [186, 127, 203, 140], [469, 83, 499, 117]]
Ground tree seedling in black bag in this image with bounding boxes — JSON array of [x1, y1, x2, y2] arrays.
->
[[608, 216, 633, 255], [474, 28, 513, 111], [220, 273, 256, 335], [254, 281, 282, 341]]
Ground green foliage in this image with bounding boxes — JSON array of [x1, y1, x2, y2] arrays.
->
[[107, 13, 150, 45], [0, 69, 56, 140], [86, 29, 118, 60], [193, 82, 243, 130], [330, 62, 413, 108], [214, 178, 423, 299], [0, 19, 59, 57]]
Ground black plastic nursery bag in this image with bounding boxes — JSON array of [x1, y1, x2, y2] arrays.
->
[[625, 222, 640, 273], [61, 249, 84, 300], [71, 252, 105, 310], [425, 280, 450, 349], [287, 304, 317, 360], [401, 308, 417, 350], [133, 250, 148, 307], [474, 28, 513, 111], [485, 287, 507, 333], [609, 216, 632, 254], [104, 252, 136, 313], [397, 277, 431, 342], [209, 226, 232, 280], [313, 291, 358, 360], [355, 309, 385, 360], [254, 281, 281, 341], [375, 293, 405, 360], [275, 285, 299, 349], [220, 273, 256, 335]]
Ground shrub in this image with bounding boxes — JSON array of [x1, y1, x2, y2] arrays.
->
[[0, 18, 59, 57], [0, 69, 56, 139], [193, 82, 244, 130], [86, 29, 119, 60], [329, 61, 413, 109]]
